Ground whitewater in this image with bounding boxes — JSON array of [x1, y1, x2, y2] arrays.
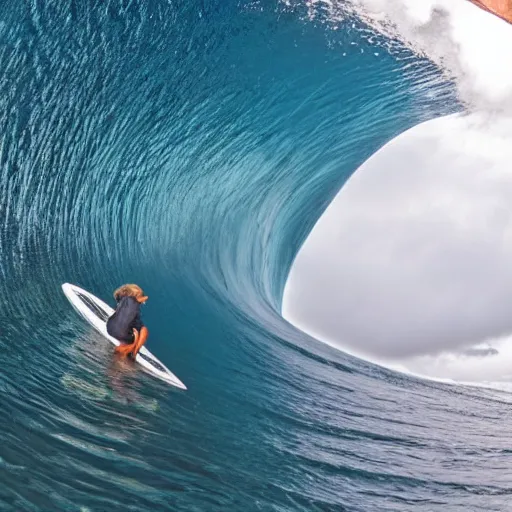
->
[[0, 0, 511, 510]]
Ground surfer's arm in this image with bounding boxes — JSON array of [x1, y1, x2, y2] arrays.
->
[[131, 326, 148, 357], [128, 313, 147, 357]]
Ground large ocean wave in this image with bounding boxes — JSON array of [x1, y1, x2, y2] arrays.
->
[[0, 1, 510, 510]]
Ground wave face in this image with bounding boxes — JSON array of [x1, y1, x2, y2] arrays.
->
[[1, 1, 510, 510]]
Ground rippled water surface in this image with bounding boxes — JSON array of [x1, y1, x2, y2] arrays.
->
[[1, 1, 510, 511]]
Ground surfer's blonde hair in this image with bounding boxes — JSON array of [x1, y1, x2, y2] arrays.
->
[[114, 284, 145, 301]]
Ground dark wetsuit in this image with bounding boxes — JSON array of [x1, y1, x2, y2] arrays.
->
[[106, 296, 144, 343]]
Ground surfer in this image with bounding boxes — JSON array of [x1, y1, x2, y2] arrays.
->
[[106, 284, 149, 359]]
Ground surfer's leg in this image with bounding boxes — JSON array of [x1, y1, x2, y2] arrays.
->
[[114, 329, 137, 357]]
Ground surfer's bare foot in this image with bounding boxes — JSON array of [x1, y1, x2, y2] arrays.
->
[[115, 343, 136, 357]]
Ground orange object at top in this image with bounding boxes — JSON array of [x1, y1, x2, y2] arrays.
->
[[470, 0, 512, 22]]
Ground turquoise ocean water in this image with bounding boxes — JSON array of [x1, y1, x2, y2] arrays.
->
[[0, 1, 510, 511]]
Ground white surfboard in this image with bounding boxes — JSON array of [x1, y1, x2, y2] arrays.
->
[[61, 283, 186, 390]]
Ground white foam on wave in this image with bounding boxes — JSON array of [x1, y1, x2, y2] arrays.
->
[[307, 0, 512, 110], [284, 1, 512, 385], [346, 0, 512, 109]]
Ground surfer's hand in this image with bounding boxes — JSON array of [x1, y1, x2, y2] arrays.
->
[[132, 328, 139, 342]]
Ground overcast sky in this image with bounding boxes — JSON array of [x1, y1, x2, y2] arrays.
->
[[283, 114, 512, 377]]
